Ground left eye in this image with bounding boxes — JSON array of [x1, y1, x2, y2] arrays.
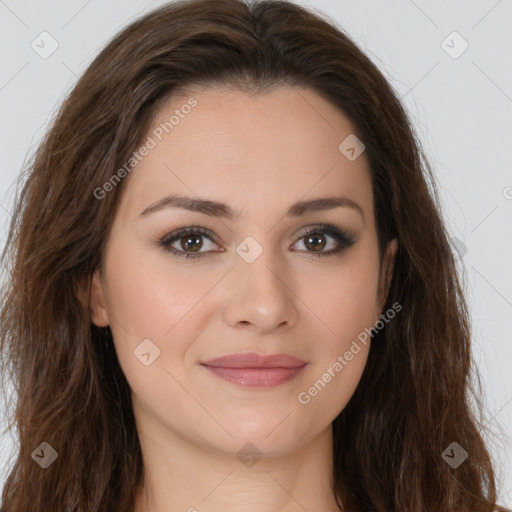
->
[[160, 224, 357, 259]]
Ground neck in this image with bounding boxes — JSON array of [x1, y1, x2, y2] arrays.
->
[[132, 423, 342, 512]]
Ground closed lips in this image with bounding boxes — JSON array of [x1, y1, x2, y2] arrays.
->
[[200, 353, 308, 388]]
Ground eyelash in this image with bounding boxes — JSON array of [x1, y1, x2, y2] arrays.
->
[[159, 224, 358, 260]]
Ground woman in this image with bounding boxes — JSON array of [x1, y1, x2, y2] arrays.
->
[[0, 0, 509, 510]]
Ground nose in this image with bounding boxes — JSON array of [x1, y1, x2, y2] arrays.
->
[[222, 244, 299, 335]]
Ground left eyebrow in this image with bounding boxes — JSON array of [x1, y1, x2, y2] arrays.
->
[[137, 194, 365, 224]]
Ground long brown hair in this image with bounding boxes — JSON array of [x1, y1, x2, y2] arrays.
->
[[0, 0, 509, 510]]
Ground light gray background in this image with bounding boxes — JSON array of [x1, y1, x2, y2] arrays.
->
[[0, 0, 511, 506]]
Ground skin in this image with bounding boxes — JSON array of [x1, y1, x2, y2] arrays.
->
[[87, 86, 398, 512]]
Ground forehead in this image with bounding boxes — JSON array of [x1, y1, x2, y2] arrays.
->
[[118, 86, 374, 224]]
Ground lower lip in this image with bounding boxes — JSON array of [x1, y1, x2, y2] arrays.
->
[[201, 364, 307, 388]]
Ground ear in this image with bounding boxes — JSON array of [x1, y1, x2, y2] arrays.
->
[[376, 237, 398, 317], [76, 268, 110, 327]]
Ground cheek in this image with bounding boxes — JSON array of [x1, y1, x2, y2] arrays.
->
[[292, 263, 377, 422], [104, 245, 240, 395], [102, 244, 203, 373], [300, 259, 380, 349], [293, 257, 378, 416], [105, 241, 207, 332]]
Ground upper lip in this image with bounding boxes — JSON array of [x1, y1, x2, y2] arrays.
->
[[201, 352, 307, 368]]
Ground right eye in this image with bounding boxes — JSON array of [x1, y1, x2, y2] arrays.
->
[[160, 226, 222, 259]]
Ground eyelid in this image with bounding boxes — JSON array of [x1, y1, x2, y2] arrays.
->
[[160, 225, 218, 246]]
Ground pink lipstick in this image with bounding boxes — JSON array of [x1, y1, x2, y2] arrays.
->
[[200, 352, 308, 388]]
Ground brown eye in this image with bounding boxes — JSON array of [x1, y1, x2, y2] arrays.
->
[[178, 234, 203, 252], [161, 227, 219, 259], [292, 225, 357, 257], [303, 232, 327, 252]]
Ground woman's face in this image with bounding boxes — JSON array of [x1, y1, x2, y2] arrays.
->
[[89, 86, 396, 458]]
